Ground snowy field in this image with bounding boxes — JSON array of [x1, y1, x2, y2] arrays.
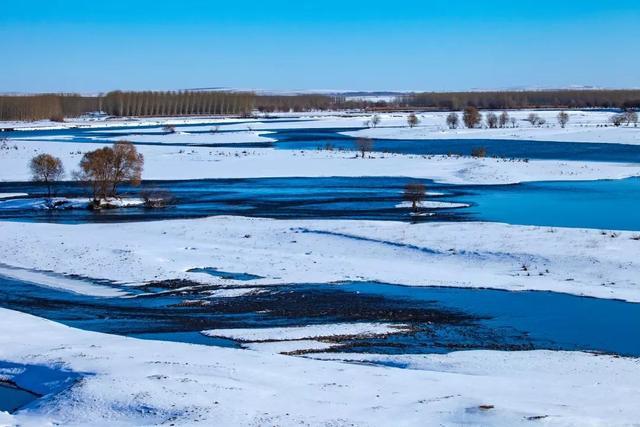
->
[[2, 308, 639, 426], [1, 110, 639, 426], [2, 137, 639, 185], [1, 217, 639, 301]]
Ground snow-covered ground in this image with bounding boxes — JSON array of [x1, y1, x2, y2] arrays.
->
[[97, 130, 276, 145], [2, 138, 638, 185], [342, 110, 640, 144], [1, 217, 638, 301], [203, 322, 409, 342], [2, 110, 639, 186], [0, 197, 145, 211], [0, 193, 27, 200], [2, 111, 640, 426], [1, 307, 639, 426]]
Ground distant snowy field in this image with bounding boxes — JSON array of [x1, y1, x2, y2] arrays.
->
[[2, 109, 639, 185]]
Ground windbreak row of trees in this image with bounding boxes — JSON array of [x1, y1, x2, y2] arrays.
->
[[0, 94, 99, 121], [254, 94, 346, 112], [399, 90, 640, 110], [0, 92, 348, 121], [101, 91, 256, 117], [5, 89, 640, 122]]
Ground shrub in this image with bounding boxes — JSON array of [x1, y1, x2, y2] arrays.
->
[[446, 112, 459, 129], [463, 107, 482, 128], [471, 147, 487, 158], [404, 182, 426, 212], [355, 138, 373, 158], [77, 141, 144, 200], [486, 113, 498, 129], [407, 113, 420, 128]]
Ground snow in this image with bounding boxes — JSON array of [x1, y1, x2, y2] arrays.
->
[[341, 111, 640, 145], [97, 130, 276, 145], [2, 111, 640, 426], [1, 217, 639, 302], [243, 339, 337, 353], [2, 111, 640, 186], [0, 197, 145, 210], [203, 322, 409, 342], [1, 307, 639, 426], [0, 193, 27, 200], [2, 137, 638, 185], [395, 200, 469, 209]]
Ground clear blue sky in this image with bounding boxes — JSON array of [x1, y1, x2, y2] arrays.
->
[[2, 0, 639, 93]]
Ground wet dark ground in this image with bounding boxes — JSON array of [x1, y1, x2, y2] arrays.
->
[[1, 275, 638, 357]]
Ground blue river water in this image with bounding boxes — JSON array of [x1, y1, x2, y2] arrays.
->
[[1, 177, 639, 230], [5, 120, 640, 162]]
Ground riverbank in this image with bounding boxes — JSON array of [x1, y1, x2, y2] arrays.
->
[[1, 216, 638, 301]]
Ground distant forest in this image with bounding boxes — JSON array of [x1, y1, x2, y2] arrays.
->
[[398, 90, 640, 110], [1, 89, 639, 121]]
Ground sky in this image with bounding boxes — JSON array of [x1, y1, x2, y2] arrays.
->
[[2, 0, 639, 93]]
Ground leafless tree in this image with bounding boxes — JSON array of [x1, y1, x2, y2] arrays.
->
[[355, 138, 373, 158], [610, 114, 625, 127], [498, 111, 510, 128], [463, 107, 482, 128], [527, 113, 543, 126], [624, 110, 638, 126], [557, 111, 570, 128], [407, 113, 419, 128], [371, 114, 381, 128], [30, 153, 64, 198], [471, 147, 487, 158], [446, 112, 459, 129], [486, 113, 498, 129], [509, 117, 518, 128], [404, 182, 426, 212]]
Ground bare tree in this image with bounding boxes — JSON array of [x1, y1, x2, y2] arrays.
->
[[30, 154, 64, 198], [486, 113, 498, 129], [404, 182, 426, 212], [557, 111, 570, 128], [509, 117, 518, 128], [610, 114, 625, 127], [463, 106, 482, 129], [446, 112, 459, 129], [471, 146, 487, 158], [527, 113, 543, 126], [355, 138, 373, 158], [370, 114, 381, 128], [407, 113, 419, 128], [498, 111, 510, 128], [624, 110, 638, 126], [77, 141, 144, 202]]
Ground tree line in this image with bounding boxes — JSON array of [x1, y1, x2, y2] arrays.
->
[[4, 89, 640, 122], [0, 94, 99, 121], [101, 91, 255, 116], [399, 90, 640, 110]]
